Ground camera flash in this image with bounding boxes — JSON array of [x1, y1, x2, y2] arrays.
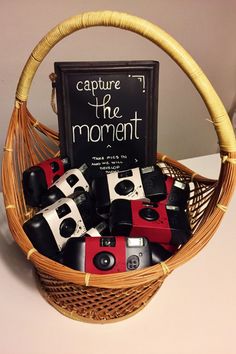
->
[[127, 237, 144, 247]]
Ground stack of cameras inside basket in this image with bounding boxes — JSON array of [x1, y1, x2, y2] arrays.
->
[[22, 157, 191, 275]]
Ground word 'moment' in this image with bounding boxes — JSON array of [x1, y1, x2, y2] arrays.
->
[[72, 112, 142, 143]]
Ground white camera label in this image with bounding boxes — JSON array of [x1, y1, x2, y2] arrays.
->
[[53, 168, 89, 195], [107, 167, 145, 202], [39, 197, 86, 250]]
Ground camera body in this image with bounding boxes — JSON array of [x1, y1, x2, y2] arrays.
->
[[62, 236, 152, 274], [162, 176, 190, 208], [22, 157, 70, 207], [23, 190, 97, 260], [41, 164, 93, 207], [92, 165, 167, 216], [110, 198, 191, 246]]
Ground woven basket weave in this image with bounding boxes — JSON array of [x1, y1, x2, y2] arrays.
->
[[2, 11, 236, 323]]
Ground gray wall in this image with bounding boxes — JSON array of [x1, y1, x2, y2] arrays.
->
[[1, 0, 236, 187]]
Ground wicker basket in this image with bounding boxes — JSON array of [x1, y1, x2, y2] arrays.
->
[[2, 11, 236, 324]]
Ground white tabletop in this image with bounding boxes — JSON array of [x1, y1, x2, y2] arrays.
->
[[0, 154, 235, 354]]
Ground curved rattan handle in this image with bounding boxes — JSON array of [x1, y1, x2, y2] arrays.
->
[[16, 11, 236, 153]]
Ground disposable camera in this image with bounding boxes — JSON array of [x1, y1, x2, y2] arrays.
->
[[41, 163, 94, 207], [62, 236, 152, 274], [22, 156, 70, 207], [62, 236, 173, 274], [162, 176, 190, 208], [92, 165, 167, 216], [23, 190, 97, 260], [110, 199, 191, 246]]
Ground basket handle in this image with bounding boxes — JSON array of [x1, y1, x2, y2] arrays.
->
[[15, 11, 236, 153]]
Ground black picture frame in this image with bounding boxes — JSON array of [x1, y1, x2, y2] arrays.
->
[[55, 61, 159, 172]]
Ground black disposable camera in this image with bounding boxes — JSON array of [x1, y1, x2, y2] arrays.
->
[[92, 165, 167, 217], [41, 163, 94, 207], [163, 176, 190, 208], [23, 190, 97, 260], [22, 156, 70, 207]]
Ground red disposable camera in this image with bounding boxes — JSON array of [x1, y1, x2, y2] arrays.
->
[[110, 198, 191, 246], [62, 236, 153, 274]]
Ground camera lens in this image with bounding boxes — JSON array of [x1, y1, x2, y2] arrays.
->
[[93, 252, 115, 271], [59, 217, 76, 238], [115, 180, 134, 196], [139, 207, 159, 221], [50, 161, 59, 172]]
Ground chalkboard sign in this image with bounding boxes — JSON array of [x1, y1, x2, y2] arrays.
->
[[55, 61, 159, 172]]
